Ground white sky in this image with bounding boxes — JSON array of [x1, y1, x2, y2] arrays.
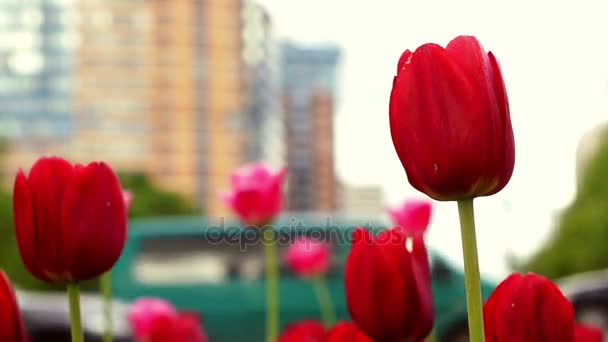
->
[[259, 0, 608, 280]]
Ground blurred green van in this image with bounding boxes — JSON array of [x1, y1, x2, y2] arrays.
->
[[111, 215, 496, 341]]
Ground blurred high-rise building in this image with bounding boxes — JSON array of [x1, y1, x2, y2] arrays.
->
[[0, 0, 77, 167], [281, 43, 340, 212], [242, 1, 283, 166], [338, 184, 384, 219]]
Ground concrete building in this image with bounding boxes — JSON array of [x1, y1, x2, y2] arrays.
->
[[281, 43, 340, 212]]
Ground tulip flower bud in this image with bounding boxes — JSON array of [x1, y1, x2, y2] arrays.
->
[[387, 199, 432, 236], [128, 297, 178, 339], [345, 228, 433, 341], [278, 320, 325, 342], [0, 271, 28, 342], [283, 237, 331, 278], [327, 321, 371, 342], [575, 324, 604, 342], [484, 273, 575, 342], [222, 163, 286, 227], [13, 157, 127, 283], [390, 35, 515, 201]]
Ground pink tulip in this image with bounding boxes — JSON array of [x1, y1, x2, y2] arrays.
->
[[128, 298, 177, 339], [387, 199, 432, 236], [123, 190, 133, 210], [165, 313, 208, 342], [284, 237, 331, 278], [222, 163, 286, 227]]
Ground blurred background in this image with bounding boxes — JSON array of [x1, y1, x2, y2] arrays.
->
[[0, 0, 608, 340]]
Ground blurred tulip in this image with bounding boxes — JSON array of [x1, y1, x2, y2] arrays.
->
[[390, 35, 514, 201], [484, 273, 575, 342], [122, 190, 133, 210], [222, 163, 286, 227], [278, 320, 325, 342], [345, 228, 433, 341], [163, 313, 208, 342], [387, 199, 432, 236], [128, 298, 177, 339], [13, 157, 127, 283], [0, 271, 28, 342], [326, 321, 371, 342], [284, 237, 331, 278], [575, 324, 604, 342]]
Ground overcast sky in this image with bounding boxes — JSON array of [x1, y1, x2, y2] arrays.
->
[[259, 0, 608, 280]]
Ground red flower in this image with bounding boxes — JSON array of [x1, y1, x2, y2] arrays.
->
[[13, 157, 127, 283], [387, 199, 432, 237], [345, 228, 433, 341], [575, 324, 604, 342], [327, 322, 371, 342], [389, 35, 514, 201], [283, 237, 331, 278], [484, 273, 575, 342], [278, 320, 326, 342], [222, 163, 286, 227], [0, 271, 28, 342]]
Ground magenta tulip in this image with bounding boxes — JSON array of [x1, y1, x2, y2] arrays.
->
[[387, 199, 432, 236], [222, 163, 286, 227], [128, 297, 178, 339], [284, 237, 331, 278], [13, 157, 127, 283]]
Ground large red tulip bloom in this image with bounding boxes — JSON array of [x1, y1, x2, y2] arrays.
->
[[13, 157, 127, 283], [0, 271, 28, 342], [345, 228, 433, 341], [484, 273, 575, 342], [390, 35, 515, 201], [575, 324, 604, 342], [278, 320, 326, 342], [222, 163, 286, 227], [327, 321, 371, 342]]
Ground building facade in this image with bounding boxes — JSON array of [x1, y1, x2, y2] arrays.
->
[[281, 43, 340, 212]]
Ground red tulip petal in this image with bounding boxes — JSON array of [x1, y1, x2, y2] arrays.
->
[[396, 49, 413, 75], [410, 236, 434, 340], [60, 162, 126, 281], [13, 170, 48, 281], [27, 157, 74, 280], [0, 272, 28, 342]]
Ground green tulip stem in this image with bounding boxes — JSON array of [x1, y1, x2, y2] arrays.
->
[[67, 283, 84, 342], [312, 276, 336, 327], [262, 227, 279, 342], [457, 199, 485, 342], [101, 271, 113, 342]]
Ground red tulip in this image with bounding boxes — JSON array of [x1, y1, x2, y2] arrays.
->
[[13, 157, 127, 283], [387, 199, 432, 236], [484, 273, 575, 342], [278, 320, 326, 342], [0, 271, 28, 342], [345, 228, 433, 341], [327, 322, 371, 342], [222, 163, 286, 227], [128, 298, 178, 339], [389, 35, 515, 201], [575, 324, 604, 342], [283, 237, 331, 278]]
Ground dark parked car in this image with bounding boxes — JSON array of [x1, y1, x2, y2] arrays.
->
[[559, 269, 608, 334]]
